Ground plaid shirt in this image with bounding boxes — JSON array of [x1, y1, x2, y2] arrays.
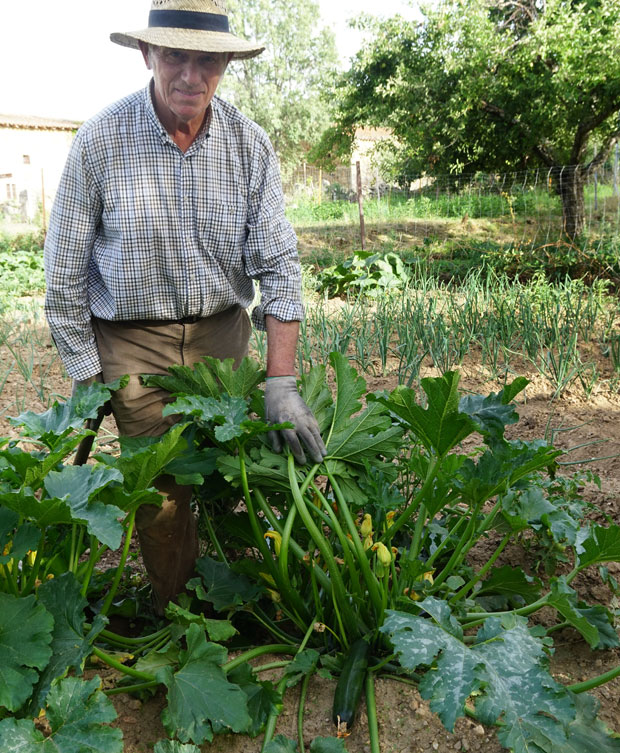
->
[[44, 85, 302, 380]]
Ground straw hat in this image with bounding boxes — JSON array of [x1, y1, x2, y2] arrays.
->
[[110, 0, 265, 60]]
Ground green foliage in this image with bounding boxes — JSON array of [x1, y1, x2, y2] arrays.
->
[[316, 250, 411, 297], [220, 0, 339, 164], [318, 0, 620, 233], [0, 231, 45, 302], [0, 676, 123, 753]]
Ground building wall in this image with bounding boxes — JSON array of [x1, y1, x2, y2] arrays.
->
[[0, 128, 76, 223]]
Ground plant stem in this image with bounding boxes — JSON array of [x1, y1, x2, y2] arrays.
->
[[105, 680, 159, 696], [365, 671, 381, 753], [80, 539, 107, 597], [567, 664, 620, 694], [223, 644, 297, 674], [100, 510, 136, 617], [288, 456, 359, 640], [449, 532, 511, 605], [298, 669, 313, 753], [91, 646, 154, 681], [200, 503, 229, 565], [383, 456, 439, 543]]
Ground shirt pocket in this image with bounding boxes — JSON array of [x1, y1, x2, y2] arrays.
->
[[199, 201, 247, 273]]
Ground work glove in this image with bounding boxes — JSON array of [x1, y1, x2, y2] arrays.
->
[[264, 376, 327, 465]]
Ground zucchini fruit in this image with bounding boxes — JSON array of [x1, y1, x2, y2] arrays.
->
[[331, 638, 370, 736]]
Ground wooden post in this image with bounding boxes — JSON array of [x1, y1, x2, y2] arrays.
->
[[356, 161, 366, 250], [318, 167, 323, 205]]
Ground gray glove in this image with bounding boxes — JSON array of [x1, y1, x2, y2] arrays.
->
[[264, 376, 327, 465]]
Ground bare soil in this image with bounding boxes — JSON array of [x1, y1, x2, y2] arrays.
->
[[1, 315, 620, 753]]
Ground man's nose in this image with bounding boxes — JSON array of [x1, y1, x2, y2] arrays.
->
[[180, 60, 201, 85]]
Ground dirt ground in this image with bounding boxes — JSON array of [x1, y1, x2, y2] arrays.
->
[[1, 316, 620, 753]]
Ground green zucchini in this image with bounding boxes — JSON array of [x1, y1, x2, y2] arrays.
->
[[331, 638, 370, 734]]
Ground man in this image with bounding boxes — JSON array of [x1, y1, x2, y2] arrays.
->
[[44, 0, 326, 615]]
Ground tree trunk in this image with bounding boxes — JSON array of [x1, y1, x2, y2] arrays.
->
[[552, 165, 586, 238]]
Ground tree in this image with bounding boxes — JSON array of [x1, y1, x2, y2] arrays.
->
[[220, 0, 340, 166], [315, 0, 620, 236]]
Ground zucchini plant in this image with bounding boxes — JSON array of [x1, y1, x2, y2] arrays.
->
[[0, 355, 619, 753]]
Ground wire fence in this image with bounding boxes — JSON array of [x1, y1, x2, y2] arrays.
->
[[282, 161, 620, 244]]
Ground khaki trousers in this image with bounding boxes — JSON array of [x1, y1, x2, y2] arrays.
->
[[92, 306, 251, 615]]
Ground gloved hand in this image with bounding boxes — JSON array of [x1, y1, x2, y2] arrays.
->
[[264, 376, 327, 465]]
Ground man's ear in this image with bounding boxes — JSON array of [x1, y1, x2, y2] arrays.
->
[[138, 41, 152, 69]]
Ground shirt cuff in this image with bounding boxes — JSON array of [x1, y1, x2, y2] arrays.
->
[[251, 299, 305, 330]]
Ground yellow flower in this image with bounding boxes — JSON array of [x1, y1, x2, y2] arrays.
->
[[264, 530, 282, 556], [266, 588, 281, 603], [423, 570, 434, 584], [363, 534, 374, 551], [259, 572, 276, 587], [360, 514, 373, 538], [386, 511, 396, 528], [26, 550, 37, 567], [373, 542, 393, 567]]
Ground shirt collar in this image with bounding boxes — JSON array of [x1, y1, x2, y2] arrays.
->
[[143, 80, 215, 150]]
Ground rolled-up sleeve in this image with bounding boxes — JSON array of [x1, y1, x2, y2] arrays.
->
[[44, 131, 103, 380], [244, 142, 304, 330]]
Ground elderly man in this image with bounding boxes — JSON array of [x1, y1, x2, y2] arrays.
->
[[44, 0, 326, 615]]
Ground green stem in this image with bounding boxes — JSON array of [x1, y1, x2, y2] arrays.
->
[[567, 664, 620, 694], [100, 510, 136, 617], [80, 539, 107, 598], [298, 670, 313, 753], [223, 644, 297, 674], [2, 563, 19, 596], [461, 594, 550, 629], [325, 468, 384, 621], [200, 503, 229, 565], [23, 530, 45, 595], [365, 671, 381, 753], [407, 501, 427, 563], [105, 680, 159, 696], [431, 501, 482, 591], [98, 626, 170, 648], [72, 527, 85, 573], [449, 533, 511, 605], [287, 456, 359, 639], [423, 514, 468, 571], [255, 660, 292, 673], [91, 646, 154, 682], [383, 457, 439, 543]]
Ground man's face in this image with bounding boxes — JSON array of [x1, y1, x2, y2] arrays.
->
[[141, 44, 231, 129]]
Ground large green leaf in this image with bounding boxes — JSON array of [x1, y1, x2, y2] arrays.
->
[[226, 662, 282, 737], [113, 423, 191, 493], [578, 524, 620, 568], [0, 508, 40, 565], [193, 557, 263, 611], [157, 624, 252, 744], [547, 577, 619, 649], [143, 356, 265, 400], [163, 394, 266, 443], [30, 573, 107, 712], [542, 692, 620, 753], [475, 565, 543, 605], [459, 378, 527, 447], [324, 353, 403, 466], [0, 675, 123, 752], [0, 592, 53, 712], [43, 466, 125, 550], [12, 378, 125, 449], [381, 603, 575, 745], [263, 736, 299, 753], [0, 488, 74, 528], [300, 364, 334, 434], [374, 372, 477, 457]]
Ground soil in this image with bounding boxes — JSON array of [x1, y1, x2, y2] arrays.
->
[[1, 309, 620, 753]]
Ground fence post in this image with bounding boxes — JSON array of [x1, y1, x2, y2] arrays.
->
[[356, 161, 366, 251]]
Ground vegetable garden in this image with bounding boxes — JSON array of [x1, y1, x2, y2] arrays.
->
[[0, 194, 619, 753]]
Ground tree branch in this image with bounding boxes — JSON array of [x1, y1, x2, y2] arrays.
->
[[480, 100, 556, 166]]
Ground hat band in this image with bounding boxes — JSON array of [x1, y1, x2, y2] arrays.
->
[[148, 9, 230, 33]]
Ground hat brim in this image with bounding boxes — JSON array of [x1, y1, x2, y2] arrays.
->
[[110, 29, 265, 60]]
